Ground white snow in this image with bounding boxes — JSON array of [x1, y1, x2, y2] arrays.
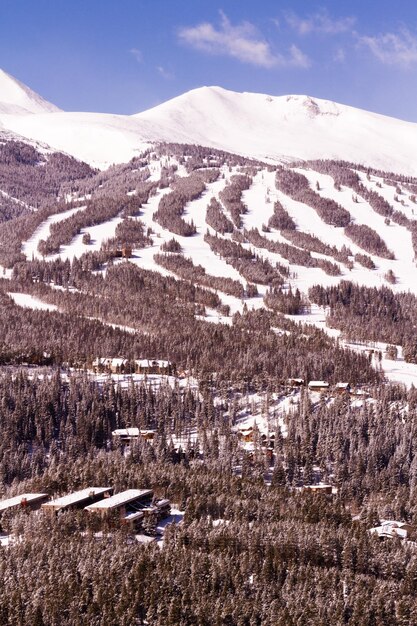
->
[[44, 487, 111, 508], [287, 305, 417, 388], [0, 188, 36, 212], [3, 68, 417, 389], [85, 489, 152, 511], [156, 507, 185, 547], [8, 292, 58, 312], [50, 215, 123, 262], [232, 390, 300, 440], [1, 77, 417, 174], [0, 68, 60, 115], [0, 265, 13, 279], [22, 206, 87, 260], [126, 178, 250, 314]]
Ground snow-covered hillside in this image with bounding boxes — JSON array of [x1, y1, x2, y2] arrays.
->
[[135, 87, 417, 176], [0, 69, 60, 115], [0, 69, 417, 173], [2, 137, 415, 386], [20, 155, 417, 303]]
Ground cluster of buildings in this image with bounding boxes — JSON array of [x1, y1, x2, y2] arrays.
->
[[369, 520, 414, 541], [286, 379, 366, 395], [92, 358, 173, 375], [112, 428, 156, 446], [0, 487, 170, 534]]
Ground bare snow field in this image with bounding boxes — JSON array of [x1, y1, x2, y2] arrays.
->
[[8, 292, 59, 312], [1, 68, 417, 173], [287, 306, 417, 389], [22, 206, 87, 261]]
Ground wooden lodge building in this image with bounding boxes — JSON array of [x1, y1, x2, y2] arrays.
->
[[308, 381, 330, 392], [112, 428, 156, 446], [0, 487, 171, 536], [287, 378, 305, 387], [92, 358, 173, 376], [41, 487, 112, 514], [85, 489, 171, 531], [302, 484, 333, 495], [112, 245, 132, 259], [370, 520, 414, 541], [288, 379, 354, 395], [0, 493, 48, 530]]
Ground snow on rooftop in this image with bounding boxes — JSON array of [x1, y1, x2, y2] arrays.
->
[[0, 493, 48, 512], [112, 428, 155, 437], [370, 521, 411, 539], [42, 487, 111, 508], [124, 511, 145, 521], [93, 358, 170, 368], [85, 489, 153, 511], [308, 381, 330, 387], [135, 359, 171, 368]]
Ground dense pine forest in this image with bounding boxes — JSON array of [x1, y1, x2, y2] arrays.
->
[[0, 373, 417, 624], [2, 140, 417, 624]]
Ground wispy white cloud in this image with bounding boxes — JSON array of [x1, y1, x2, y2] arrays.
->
[[334, 48, 346, 63], [285, 10, 356, 36], [358, 29, 417, 67], [130, 48, 143, 63], [157, 65, 174, 80], [287, 45, 310, 69], [178, 11, 310, 69]]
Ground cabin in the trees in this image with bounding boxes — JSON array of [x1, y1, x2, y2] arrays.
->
[[302, 484, 333, 495], [92, 358, 173, 375], [235, 426, 255, 443], [308, 380, 330, 392], [350, 387, 369, 398], [92, 358, 129, 374], [369, 520, 414, 540], [112, 244, 132, 259], [287, 378, 305, 387], [85, 489, 170, 531], [335, 382, 351, 394], [112, 427, 156, 446], [134, 359, 172, 375], [0, 493, 48, 529], [41, 487, 112, 514]]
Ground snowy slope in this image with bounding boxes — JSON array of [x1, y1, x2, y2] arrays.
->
[[135, 87, 417, 175], [15, 150, 417, 385], [1, 111, 153, 168], [0, 70, 416, 174], [0, 69, 60, 115], [21, 161, 417, 296]]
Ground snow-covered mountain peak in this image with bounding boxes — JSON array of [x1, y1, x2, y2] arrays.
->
[[0, 79, 416, 175], [0, 68, 61, 115], [135, 86, 343, 122]]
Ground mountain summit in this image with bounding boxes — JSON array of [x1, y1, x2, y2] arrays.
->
[[134, 86, 417, 174], [0, 72, 416, 174], [0, 68, 61, 115]]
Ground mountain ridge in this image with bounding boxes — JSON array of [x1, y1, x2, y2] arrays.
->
[[0, 69, 416, 175], [0, 68, 61, 115]]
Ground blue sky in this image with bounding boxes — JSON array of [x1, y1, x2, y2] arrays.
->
[[1, 0, 417, 121]]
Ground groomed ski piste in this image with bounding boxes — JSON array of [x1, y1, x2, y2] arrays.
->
[[3, 67, 417, 386], [9, 153, 417, 388]]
